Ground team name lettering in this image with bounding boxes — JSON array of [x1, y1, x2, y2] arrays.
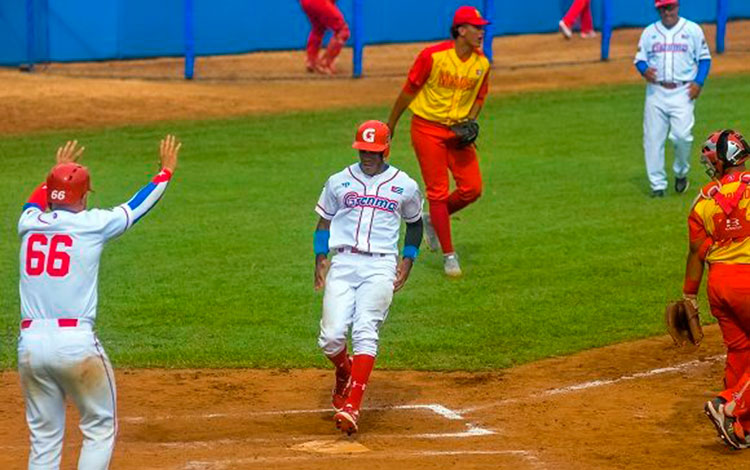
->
[[438, 70, 479, 91], [652, 43, 689, 53], [343, 192, 399, 212]]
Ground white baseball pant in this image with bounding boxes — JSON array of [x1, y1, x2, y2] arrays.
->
[[18, 319, 117, 470], [318, 251, 397, 357], [643, 83, 695, 191]]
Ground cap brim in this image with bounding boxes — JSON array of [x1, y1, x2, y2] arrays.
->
[[352, 142, 387, 152]]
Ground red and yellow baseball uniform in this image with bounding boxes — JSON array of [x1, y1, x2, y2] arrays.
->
[[300, 0, 349, 72], [689, 172, 750, 427], [405, 40, 489, 254]]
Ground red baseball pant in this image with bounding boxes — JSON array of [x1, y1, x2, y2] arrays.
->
[[561, 0, 593, 34], [300, 0, 350, 67], [411, 115, 482, 254]]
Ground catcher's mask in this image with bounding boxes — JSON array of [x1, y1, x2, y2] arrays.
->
[[46, 162, 91, 208], [700, 130, 725, 179], [353, 120, 390, 158]]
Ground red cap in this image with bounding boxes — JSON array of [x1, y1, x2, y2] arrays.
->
[[353, 120, 390, 155], [452, 6, 490, 27], [46, 162, 90, 206], [655, 0, 678, 8]]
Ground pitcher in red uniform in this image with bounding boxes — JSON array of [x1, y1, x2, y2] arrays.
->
[[299, 0, 350, 75], [558, 0, 596, 39]]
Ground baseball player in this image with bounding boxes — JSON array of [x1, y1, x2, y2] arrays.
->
[[387, 5, 490, 277], [17, 136, 180, 469], [634, 0, 711, 197], [678, 129, 750, 449], [299, 0, 350, 75], [559, 0, 596, 39], [313, 120, 423, 434]]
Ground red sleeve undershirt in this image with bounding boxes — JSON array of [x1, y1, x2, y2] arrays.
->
[[403, 49, 434, 94], [26, 183, 48, 211]]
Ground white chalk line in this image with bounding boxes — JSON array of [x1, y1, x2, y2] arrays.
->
[[459, 354, 725, 414], [182, 449, 537, 470], [121, 403, 466, 424]]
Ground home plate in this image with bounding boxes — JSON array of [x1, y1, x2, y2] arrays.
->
[[291, 439, 371, 454]]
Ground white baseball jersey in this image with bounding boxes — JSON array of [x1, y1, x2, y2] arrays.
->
[[18, 169, 172, 322], [315, 163, 423, 254], [634, 18, 711, 83]]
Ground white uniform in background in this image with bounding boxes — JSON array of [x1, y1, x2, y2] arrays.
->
[[18, 169, 172, 470], [634, 17, 711, 191], [315, 163, 422, 357]]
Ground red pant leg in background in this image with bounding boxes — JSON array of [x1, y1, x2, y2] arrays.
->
[[562, 0, 593, 34], [300, 0, 349, 68], [707, 264, 750, 389]]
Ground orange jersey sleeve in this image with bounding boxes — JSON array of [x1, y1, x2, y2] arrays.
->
[[474, 68, 490, 106], [404, 48, 434, 94]]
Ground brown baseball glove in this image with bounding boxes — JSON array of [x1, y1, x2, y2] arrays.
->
[[665, 299, 703, 346]]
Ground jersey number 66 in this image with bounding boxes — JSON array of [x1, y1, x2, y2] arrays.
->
[[25, 234, 73, 277]]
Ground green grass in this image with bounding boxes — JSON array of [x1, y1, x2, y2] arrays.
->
[[1, 75, 749, 370]]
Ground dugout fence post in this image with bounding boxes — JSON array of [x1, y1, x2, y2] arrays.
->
[[184, 0, 195, 79], [352, 0, 364, 78], [716, 0, 728, 54], [482, 0, 495, 63], [600, 0, 613, 61], [23, 0, 35, 71]]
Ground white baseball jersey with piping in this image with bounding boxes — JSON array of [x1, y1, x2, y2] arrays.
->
[[634, 17, 711, 192], [315, 163, 422, 357], [17, 169, 172, 470]]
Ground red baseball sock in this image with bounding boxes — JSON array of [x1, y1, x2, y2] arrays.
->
[[429, 200, 454, 254], [346, 354, 376, 411], [327, 348, 352, 379]]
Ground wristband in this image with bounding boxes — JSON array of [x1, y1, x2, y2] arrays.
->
[[402, 245, 419, 260], [314, 230, 330, 256], [683, 278, 700, 296]]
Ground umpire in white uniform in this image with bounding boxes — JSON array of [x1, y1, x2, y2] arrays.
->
[[634, 0, 711, 197]]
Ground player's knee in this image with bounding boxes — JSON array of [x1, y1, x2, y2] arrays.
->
[[318, 330, 347, 356], [351, 325, 379, 357], [335, 25, 351, 43], [460, 185, 482, 203]]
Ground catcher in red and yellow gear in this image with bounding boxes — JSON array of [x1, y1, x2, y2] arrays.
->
[[683, 129, 750, 449]]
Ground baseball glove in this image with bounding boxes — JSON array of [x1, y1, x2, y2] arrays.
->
[[450, 120, 479, 148], [665, 299, 703, 346]]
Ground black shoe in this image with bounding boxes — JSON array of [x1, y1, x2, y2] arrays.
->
[[675, 177, 689, 194], [651, 189, 665, 198]]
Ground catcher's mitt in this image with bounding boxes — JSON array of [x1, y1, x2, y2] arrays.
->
[[665, 299, 703, 346], [450, 120, 479, 148]]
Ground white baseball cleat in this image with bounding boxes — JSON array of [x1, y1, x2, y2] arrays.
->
[[559, 20, 573, 39], [422, 214, 439, 252], [443, 253, 462, 277], [580, 30, 597, 39]]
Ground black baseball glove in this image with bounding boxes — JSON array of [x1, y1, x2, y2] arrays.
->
[[450, 119, 479, 148]]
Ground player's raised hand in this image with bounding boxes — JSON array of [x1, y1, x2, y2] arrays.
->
[[160, 134, 181, 173], [56, 140, 85, 164], [314, 256, 330, 291], [393, 258, 414, 292]]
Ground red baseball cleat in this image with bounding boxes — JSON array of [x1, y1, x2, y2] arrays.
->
[[334, 405, 359, 435]]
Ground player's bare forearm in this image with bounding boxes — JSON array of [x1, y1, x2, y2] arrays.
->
[[387, 90, 416, 136], [314, 217, 331, 290], [684, 239, 706, 297]]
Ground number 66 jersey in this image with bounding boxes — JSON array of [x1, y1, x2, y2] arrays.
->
[[18, 170, 172, 322]]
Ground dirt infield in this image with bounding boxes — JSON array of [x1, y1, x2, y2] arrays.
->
[[1, 22, 749, 135], [0, 326, 734, 470], [2, 24, 750, 469]]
